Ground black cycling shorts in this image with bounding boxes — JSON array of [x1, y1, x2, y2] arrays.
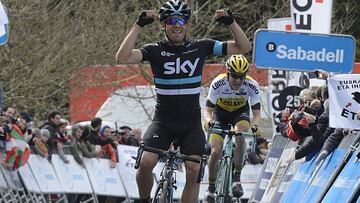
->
[[213, 108, 251, 127], [142, 110, 206, 156]]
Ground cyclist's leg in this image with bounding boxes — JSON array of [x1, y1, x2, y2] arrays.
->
[[207, 132, 223, 192], [233, 120, 250, 173], [138, 119, 173, 202], [178, 119, 206, 203], [136, 151, 158, 201], [232, 113, 251, 198]]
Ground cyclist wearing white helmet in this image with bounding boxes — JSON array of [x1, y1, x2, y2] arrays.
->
[[204, 54, 261, 201], [116, 0, 251, 202]]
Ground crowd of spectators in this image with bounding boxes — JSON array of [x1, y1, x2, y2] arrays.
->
[[276, 70, 360, 164], [0, 107, 142, 171], [0, 107, 143, 202]]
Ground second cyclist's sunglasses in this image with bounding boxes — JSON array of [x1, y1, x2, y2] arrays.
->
[[165, 17, 187, 26], [229, 72, 246, 80]]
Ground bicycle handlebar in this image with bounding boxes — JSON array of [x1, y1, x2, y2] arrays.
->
[[142, 144, 200, 163], [210, 124, 255, 138], [208, 122, 257, 153], [134, 143, 207, 183]]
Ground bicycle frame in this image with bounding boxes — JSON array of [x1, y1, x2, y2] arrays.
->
[[134, 144, 207, 203], [210, 124, 256, 203], [152, 149, 177, 203]]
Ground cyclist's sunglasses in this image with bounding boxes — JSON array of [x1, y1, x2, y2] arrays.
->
[[229, 73, 246, 80], [165, 17, 187, 26]]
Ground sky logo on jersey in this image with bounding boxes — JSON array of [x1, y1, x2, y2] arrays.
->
[[164, 58, 199, 76], [253, 29, 355, 73]]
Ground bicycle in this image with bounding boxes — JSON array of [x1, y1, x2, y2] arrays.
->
[[134, 142, 207, 203], [208, 122, 256, 203]]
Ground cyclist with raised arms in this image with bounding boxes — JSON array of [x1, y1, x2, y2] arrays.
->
[[203, 54, 261, 201], [116, 0, 251, 202]]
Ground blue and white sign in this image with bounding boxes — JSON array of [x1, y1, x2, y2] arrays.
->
[[253, 29, 356, 73], [0, 1, 9, 45]]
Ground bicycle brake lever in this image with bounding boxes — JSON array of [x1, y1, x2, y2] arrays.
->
[[134, 144, 144, 169]]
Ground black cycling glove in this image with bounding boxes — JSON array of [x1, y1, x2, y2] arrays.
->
[[136, 11, 154, 27], [216, 9, 234, 25], [251, 125, 261, 137]]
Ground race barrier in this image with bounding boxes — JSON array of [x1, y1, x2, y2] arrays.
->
[[1, 143, 263, 202], [0, 162, 29, 203], [1, 139, 358, 202], [240, 164, 263, 200], [1, 145, 188, 202], [280, 153, 319, 203], [259, 136, 299, 203], [281, 132, 360, 203], [320, 133, 360, 203], [249, 133, 288, 202], [299, 132, 360, 202]]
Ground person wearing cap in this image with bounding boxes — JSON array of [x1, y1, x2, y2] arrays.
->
[[118, 125, 139, 146]]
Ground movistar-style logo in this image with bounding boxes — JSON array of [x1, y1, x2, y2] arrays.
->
[[164, 57, 199, 76], [274, 45, 344, 63]]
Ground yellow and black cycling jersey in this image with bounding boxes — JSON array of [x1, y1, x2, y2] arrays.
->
[[206, 73, 261, 112]]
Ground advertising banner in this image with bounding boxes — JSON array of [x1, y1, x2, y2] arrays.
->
[[117, 144, 158, 199], [322, 149, 360, 203], [280, 155, 318, 203], [250, 134, 288, 202], [52, 155, 93, 194], [254, 30, 356, 73], [27, 154, 63, 193], [299, 149, 346, 202], [328, 74, 360, 129], [84, 158, 126, 196], [290, 0, 333, 34], [18, 163, 41, 193]]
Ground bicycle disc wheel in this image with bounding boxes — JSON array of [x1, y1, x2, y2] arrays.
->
[[158, 180, 169, 203]]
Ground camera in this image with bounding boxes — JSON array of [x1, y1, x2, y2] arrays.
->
[[304, 106, 316, 116]]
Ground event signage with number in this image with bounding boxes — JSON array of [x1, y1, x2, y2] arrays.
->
[[253, 29, 356, 73]]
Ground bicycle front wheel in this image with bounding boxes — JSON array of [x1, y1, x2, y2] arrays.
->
[[158, 180, 169, 203], [152, 180, 169, 203], [217, 158, 232, 203]]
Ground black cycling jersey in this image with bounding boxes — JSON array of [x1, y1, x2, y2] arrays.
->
[[140, 38, 227, 112]]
